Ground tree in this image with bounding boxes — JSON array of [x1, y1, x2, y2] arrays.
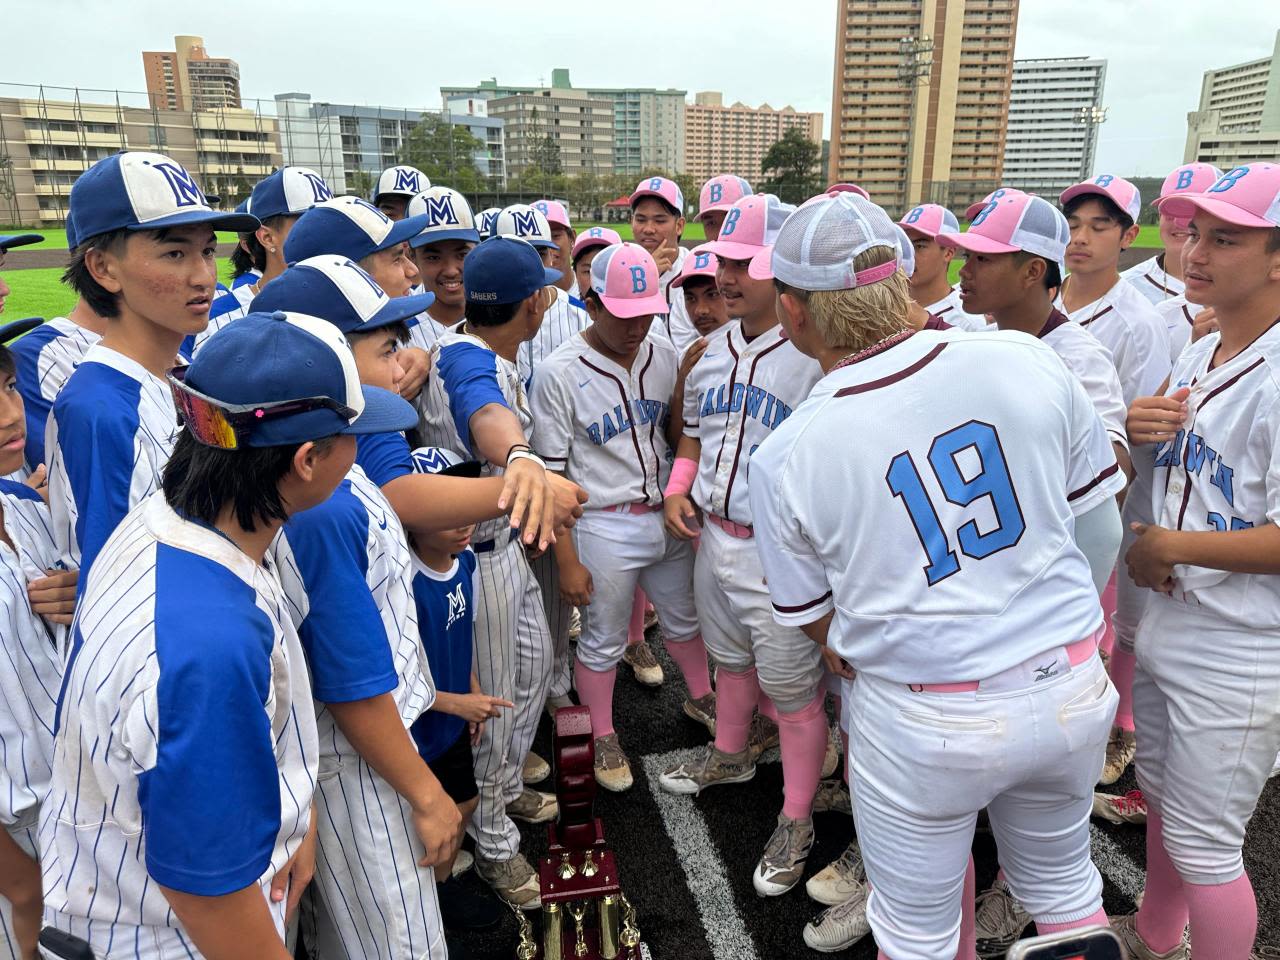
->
[[397, 114, 487, 193], [759, 128, 822, 204]]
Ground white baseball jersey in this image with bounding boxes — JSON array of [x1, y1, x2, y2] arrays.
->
[[45, 344, 179, 581], [9, 316, 100, 473], [658, 245, 688, 300], [180, 283, 254, 359], [751, 328, 1123, 683], [658, 247, 700, 354], [1038, 310, 1129, 450], [1122, 253, 1182, 305], [925, 287, 988, 331], [41, 493, 318, 953], [407, 309, 460, 353], [1151, 325, 1280, 628], [0, 480, 63, 831], [530, 331, 676, 509], [1156, 294, 1204, 366], [682, 321, 822, 527], [1055, 278, 1170, 406], [517, 286, 590, 390]]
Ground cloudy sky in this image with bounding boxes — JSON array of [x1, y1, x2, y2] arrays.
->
[[4, 0, 1276, 176]]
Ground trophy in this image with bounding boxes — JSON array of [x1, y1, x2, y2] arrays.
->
[[517, 706, 642, 959]]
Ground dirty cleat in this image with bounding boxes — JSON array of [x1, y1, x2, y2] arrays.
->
[[683, 691, 717, 736], [821, 723, 841, 779], [805, 839, 864, 906], [451, 849, 474, 877], [506, 787, 558, 823], [643, 605, 658, 630], [475, 852, 541, 910], [974, 877, 1032, 958], [748, 713, 780, 760], [594, 733, 633, 792], [622, 639, 664, 686], [803, 885, 872, 952], [658, 745, 755, 795], [522, 751, 550, 785], [1110, 914, 1189, 959], [1092, 789, 1147, 825], [568, 606, 582, 641], [811, 779, 852, 816], [1099, 725, 1137, 785], [753, 814, 814, 896], [544, 693, 575, 719]]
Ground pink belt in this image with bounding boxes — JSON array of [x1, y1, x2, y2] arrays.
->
[[602, 501, 662, 516], [909, 633, 1100, 694], [705, 512, 753, 539]]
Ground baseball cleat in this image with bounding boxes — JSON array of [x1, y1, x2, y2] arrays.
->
[[568, 606, 582, 641], [682, 691, 717, 736], [974, 877, 1032, 958], [1110, 914, 1189, 959], [803, 885, 872, 952], [820, 723, 841, 779], [752, 814, 814, 897], [544, 693, 575, 719], [658, 745, 755, 795], [643, 605, 659, 630], [593, 733, 633, 792], [1099, 725, 1137, 785], [475, 852, 542, 911], [1092, 788, 1147, 825], [805, 839, 864, 906], [506, 787, 558, 824], [451, 849, 474, 877], [622, 639, 664, 686], [521, 750, 550, 785], [811, 779, 852, 816], [748, 713, 780, 760]]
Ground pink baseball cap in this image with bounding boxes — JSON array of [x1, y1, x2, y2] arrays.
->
[[1158, 163, 1224, 201], [1156, 163, 1280, 229], [1060, 175, 1142, 223], [702, 193, 796, 266], [571, 225, 622, 261], [532, 199, 572, 231], [826, 182, 870, 199], [588, 242, 669, 318], [964, 188, 1026, 221], [898, 203, 960, 239], [937, 194, 1070, 265], [630, 176, 685, 215], [698, 175, 754, 220], [671, 247, 720, 289]]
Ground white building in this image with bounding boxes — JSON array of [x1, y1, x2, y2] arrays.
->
[[1003, 57, 1107, 195], [1184, 30, 1280, 168]]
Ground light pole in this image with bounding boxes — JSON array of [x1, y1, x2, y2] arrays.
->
[[898, 35, 934, 209], [1074, 103, 1108, 181]]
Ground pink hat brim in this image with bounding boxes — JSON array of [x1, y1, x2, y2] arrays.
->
[[963, 201, 989, 220], [747, 246, 774, 281], [571, 236, 613, 259], [1156, 194, 1274, 229], [899, 222, 940, 240], [599, 292, 670, 318], [701, 238, 765, 262], [695, 203, 736, 221], [936, 233, 1020, 255]]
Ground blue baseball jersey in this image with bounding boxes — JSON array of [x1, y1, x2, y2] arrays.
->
[[45, 344, 179, 582], [8, 316, 100, 473], [355, 428, 415, 487], [409, 549, 477, 762], [0, 479, 63, 831], [41, 493, 318, 951], [231, 268, 262, 290], [180, 283, 255, 359]]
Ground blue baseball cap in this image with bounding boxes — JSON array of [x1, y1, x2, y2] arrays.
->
[[0, 234, 41, 252], [407, 187, 481, 247], [65, 210, 78, 250], [464, 236, 561, 306], [249, 166, 333, 221], [187, 310, 418, 446], [69, 152, 258, 244], [250, 256, 434, 334], [285, 197, 429, 265]]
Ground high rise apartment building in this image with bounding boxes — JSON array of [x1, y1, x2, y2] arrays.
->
[[1184, 30, 1280, 168], [488, 87, 613, 177], [683, 92, 824, 183], [1003, 57, 1107, 195], [142, 35, 241, 112]]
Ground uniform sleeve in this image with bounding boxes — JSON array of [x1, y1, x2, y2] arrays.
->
[[1262, 396, 1280, 528], [529, 367, 574, 470], [748, 434, 834, 626], [12, 340, 53, 471], [664, 296, 700, 355], [682, 357, 704, 430], [1057, 335, 1130, 451], [355, 431, 414, 487], [1062, 366, 1126, 517], [436, 341, 510, 456], [283, 497, 397, 703], [133, 552, 282, 895]]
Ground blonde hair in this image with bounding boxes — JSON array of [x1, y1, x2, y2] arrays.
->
[[788, 245, 910, 351]]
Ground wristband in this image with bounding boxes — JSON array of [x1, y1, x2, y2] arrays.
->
[[507, 448, 546, 470], [664, 457, 698, 498], [506, 442, 532, 462]]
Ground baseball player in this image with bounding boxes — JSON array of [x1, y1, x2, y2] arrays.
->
[[45, 151, 258, 583], [372, 164, 430, 220], [532, 199, 581, 300], [696, 174, 754, 241], [530, 242, 716, 791], [899, 203, 988, 330], [404, 186, 481, 351], [227, 199, 263, 290], [631, 177, 700, 354], [753, 191, 1124, 959], [658, 193, 830, 898], [670, 247, 730, 340], [476, 207, 501, 241], [572, 226, 622, 298], [40, 310, 392, 958], [1121, 163, 1223, 305], [1114, 163, 1280, 960], [0, 317, 67, 960]]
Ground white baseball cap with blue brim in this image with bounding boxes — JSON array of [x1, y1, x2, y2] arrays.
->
[[372, 165, 430, 202], [410, 445, 483, 479], [249, 166, 333, 221], [495, 204, 558, 250], [250, 255, 434, 334], [69, 151, 258, 244], [284, 197, 430, 264], [476, 207, 501, 241], [407, 187, 481, 247]]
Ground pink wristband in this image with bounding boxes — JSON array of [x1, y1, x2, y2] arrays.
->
[[664, 457, 698, 498]]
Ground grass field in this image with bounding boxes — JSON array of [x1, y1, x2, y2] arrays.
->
[[2, 260, 240, 322]]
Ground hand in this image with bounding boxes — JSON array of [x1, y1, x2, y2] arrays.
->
[[559, 561, 594, 606], [269, 809, 316, 924], [1125, 522, 1177, 593], [396, 348, 430, 400], [543, 472, 588, 541], [1190, 307, 1218, 343], [22, 464, 47, 502], [654, 238, 678, 276], [449, 691, 514, 725], [820, 646, 855, 679], [664, 494, 700, 540], [1126, 387, 1189, 445], [411, 780, 463, 868], [679, 338, 709, 381], [28, 568, 78, 625]]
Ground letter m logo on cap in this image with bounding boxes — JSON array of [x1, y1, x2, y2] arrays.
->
[[303, 172, 333, 203], [423, 195, 459, 226], [394, 169, 420, 192], [512, 210, 540, 236], [152, 161, 205, 208]]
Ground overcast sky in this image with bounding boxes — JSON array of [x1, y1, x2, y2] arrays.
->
[[4, 0, 1277, 177]]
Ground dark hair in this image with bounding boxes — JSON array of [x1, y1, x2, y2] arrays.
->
[[347, 320, 410, 347], [62, 228, 130, 318], [230, 234, 263, 279], [162, 430, 337, 531], [1268, 228, 1280, 254], [1062, 194, 1134, 233], [1014, 251, 1063, 290], [681, 275, 717, 294], [464, 298, 522, 328], [632, 197, 681, 219], [0, 345, 13, 378]]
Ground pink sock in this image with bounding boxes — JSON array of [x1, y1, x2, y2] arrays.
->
[[573, 660, 617, 739], [1037, 907, 1107, 934], [758, 693, 779, 723], [1185, 874, 1256, 960], [777, 693, 828, 820], [955, 855, 976, 960], [666, 633, 713, 698], [1109, 647, 1136, 731], [1098, 573, 1117, 657], [713, 667, 759, 755], [1136, 810, 1189, 953], [627, 586, 647, 646]]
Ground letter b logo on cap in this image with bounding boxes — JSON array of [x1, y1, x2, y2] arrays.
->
[[629, 265, 648, 294], [722, 207, 742, 236], [1094, 175, 1114, 187], [1209, 167, 1249, 194], [649, 178, 663, 192], [972, 200, 998, 227], [1176, 169, 1195, 190], [693, 252, 710, 270], [905, 206, 924, 224], [709, 183, 723, 203]]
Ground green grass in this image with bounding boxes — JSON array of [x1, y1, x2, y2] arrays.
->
[[0, 228, 244, 250], [1132, 225, 1162, 248], [2, 259, 239, 321], [579, 222, 707, 243]]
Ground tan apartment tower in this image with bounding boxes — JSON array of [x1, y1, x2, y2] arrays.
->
[[828, 0, 1019, 213], [684, 92, 824, 183], [143, 35, 241, 112]]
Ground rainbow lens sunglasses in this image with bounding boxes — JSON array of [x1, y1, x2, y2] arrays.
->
[[168, 366, 356, 450]]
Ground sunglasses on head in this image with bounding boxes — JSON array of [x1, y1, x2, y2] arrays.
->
[[168, 366, 356, 450]]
